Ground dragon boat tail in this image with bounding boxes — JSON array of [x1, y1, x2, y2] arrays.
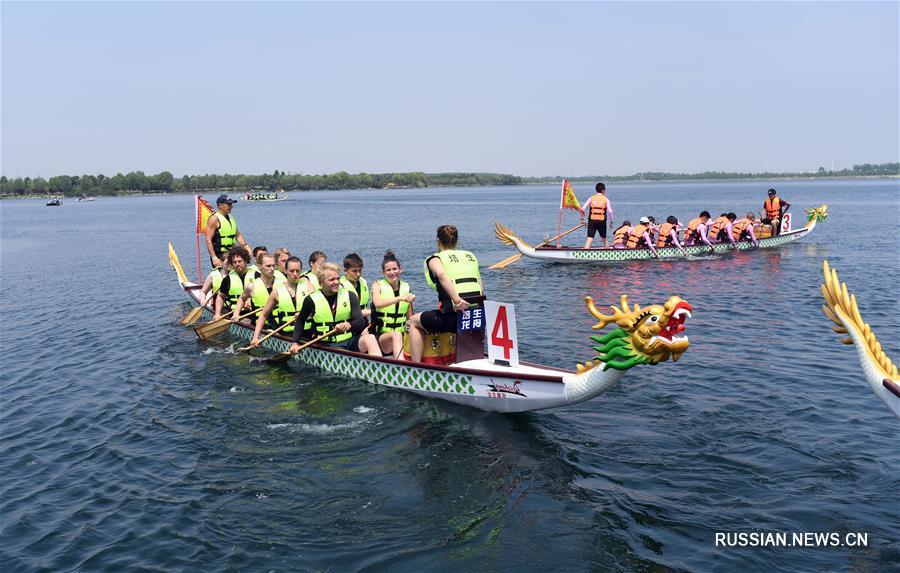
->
[[168, 244, 692, 413], [494, 205, 828, 264], [821, 261, 899, 418]]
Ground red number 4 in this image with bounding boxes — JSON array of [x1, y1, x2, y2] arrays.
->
[[491, 306, 514, 359]]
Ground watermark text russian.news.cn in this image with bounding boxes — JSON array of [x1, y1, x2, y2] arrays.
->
[[715, 532, 868, 548]]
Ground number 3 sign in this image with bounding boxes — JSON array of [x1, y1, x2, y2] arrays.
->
[[484, 301, 519, 367]]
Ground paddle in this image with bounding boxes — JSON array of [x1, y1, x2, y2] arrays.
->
[[236, 316, 297, 352], [489, 221, 585, 269], [266, 328, 339, 365], [180, 306, 204, 326], [193, 307, 259, 341]]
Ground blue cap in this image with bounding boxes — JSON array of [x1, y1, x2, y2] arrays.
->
[[216, 194, 237, 204]]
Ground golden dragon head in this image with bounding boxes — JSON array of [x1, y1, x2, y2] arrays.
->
[[580, 295, 692, 371], [804, 204, 829, 227]]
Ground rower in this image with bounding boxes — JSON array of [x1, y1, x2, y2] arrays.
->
[[214, 247, 251, 319], [708, 213, 737, 249], [683, 211, 714, 250], [301, 250, 327, 292], [656, 216, 686, 255], [339, 253, 371, 322], [731, 212, 759, 246], [273, 247, 291, 284], [625, 217, 659, 257], [231, 253, 278, 325], [205, 194, 250, 268], [246, 246, 268, 282], [763, 188, 791, 235], [199, 256, 231, 307], [248, 256, 306, 348], [407, 224, 484, 363], [288, 262, 381, 356], [612, 220, 632, 249], [371, 250, 416, 360]]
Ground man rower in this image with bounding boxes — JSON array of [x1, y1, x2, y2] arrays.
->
[[214, 247, 251, 319], [682, 211, 715, 251], [273, 247, 291, 284], [731, 212, 759, 246], [763, 188, 791, 235], [371, 250, 416, 360], [708, 213, 738, 249], [231, 253, 278, 325], [407, 225, 484, 363], [625, 217, 659, 257], [611, 220, 632, 249], [656, 215, 687, 255], [248, 256, 308, 347], [580, 182, 614, 249], [340, 253, 371, 322], [288, 262, 381, 356], [205, 194, 250, 268]]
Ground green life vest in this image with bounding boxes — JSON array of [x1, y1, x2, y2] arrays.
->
[[296, 281, 314, 332], [309, 287, 353, 343], [423, 249, 483, 306], [274, 269, 287, 284], [302, 271, 320, 291], [272, 282, 298, 333], [224, 270, 246, 308], [340, 276, 370, 307], [206, 268, 225, 294], [373, 279, 410, 333], [246, 265, 259, 283], [250, 277, 274, 312], [213, 212, 237, 256]]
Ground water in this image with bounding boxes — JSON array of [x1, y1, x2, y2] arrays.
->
[[1, 179, 898, 572]]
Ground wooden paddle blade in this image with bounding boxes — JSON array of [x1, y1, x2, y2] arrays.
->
[[266, 351, 294, 364], [194, 318, 232, 340], [489, 253, 522, 269], [181, 306, 204, 325]]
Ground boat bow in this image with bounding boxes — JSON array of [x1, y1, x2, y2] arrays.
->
[[494, 222, 537, 257]]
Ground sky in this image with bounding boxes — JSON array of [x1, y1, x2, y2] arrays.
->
[[1, 1, 898, 178]]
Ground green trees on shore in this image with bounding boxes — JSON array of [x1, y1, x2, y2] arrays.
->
[[0, 163, 896, 197]]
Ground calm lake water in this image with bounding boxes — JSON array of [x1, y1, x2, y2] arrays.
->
[[1, 179, 898, 572]]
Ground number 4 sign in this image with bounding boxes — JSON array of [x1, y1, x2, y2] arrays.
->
[[484, 301, 519, 368]]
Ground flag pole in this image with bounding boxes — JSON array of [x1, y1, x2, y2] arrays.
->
[[195, 195, 203, 283], [557, 180, 565, 246]]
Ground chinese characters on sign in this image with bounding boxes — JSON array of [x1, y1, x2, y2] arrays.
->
[[457, 307, 485, 333]]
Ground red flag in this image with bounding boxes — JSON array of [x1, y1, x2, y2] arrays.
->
[[560, 179, 581, 211], [196, 195, 214, 234]]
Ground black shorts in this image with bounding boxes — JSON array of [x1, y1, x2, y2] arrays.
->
[[419, 310, 457, 334], [323, 336, 360, 352], [587, 219, 607, 239]]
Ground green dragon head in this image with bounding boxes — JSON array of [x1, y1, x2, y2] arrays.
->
[[805, 204, 829, 225], [577, 295, 693, 372]]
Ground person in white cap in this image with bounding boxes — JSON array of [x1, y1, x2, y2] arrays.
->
[[625, 216, 659, 257], [205, 194, 250, 267]]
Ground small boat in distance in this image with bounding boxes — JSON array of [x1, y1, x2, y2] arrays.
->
[[46, 197, 62, 206], [246, 191, 288, 202], [77, 194, 95, 202]]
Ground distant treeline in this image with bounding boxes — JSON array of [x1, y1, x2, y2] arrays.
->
[[524, 162, 900, 184], [1, 163, 896, 197], [0, 170, 522, 197]]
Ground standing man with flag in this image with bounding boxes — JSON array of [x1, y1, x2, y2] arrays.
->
[[580, 182, 614, 249], [205, 194, 250, 267]]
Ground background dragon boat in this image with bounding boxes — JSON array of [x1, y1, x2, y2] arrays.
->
[[821, 261, 899, 418], [169, 244, 693, 413], [494, 205, 828, 264], [245, 191, 288, 202]]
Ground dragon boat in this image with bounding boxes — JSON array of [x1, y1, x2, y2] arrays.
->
[[168, 244, 693, 413], [494, 205, 828, 264], [246, 192, 288, 202], [821, 261, 899, 418]]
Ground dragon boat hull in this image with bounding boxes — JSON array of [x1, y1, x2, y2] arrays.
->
[[495, 205, 828, 264], [168, 245, 691, 413]]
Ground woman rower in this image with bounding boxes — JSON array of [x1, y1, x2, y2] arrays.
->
[[199, 256, 231, 307], [371, 250, 416, 360]]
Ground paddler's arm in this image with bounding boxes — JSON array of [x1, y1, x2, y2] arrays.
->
[[345, 292, 368, 335], [428, 256, 471, 312], [643, 231, 658, 257], [205, 215, 222, 267], [699, 225, 714, 250], [231, 284, 253, 321], [748, 224, 759, 246], [251, 289, 279, 347], [199, 272, 216, 306], [290, 297, 316, 349], [606, 199, 613, 227], [671, 229, 686, 254], [725, 223, 737, 249], [372, 281, 415, 309]]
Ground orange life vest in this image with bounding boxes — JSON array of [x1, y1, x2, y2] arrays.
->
[[707, 216, 728, 241], [731, 218, 752, 241], [626, 224, 650, 248], [656, 223, 676, 247], [683, 218, 703, 243], [589, 195, 607, 221], [613, 225, 630, 246], [764, 197, 781, 219]]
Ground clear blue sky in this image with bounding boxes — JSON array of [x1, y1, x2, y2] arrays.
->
[[2, 1, 897, 178]]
